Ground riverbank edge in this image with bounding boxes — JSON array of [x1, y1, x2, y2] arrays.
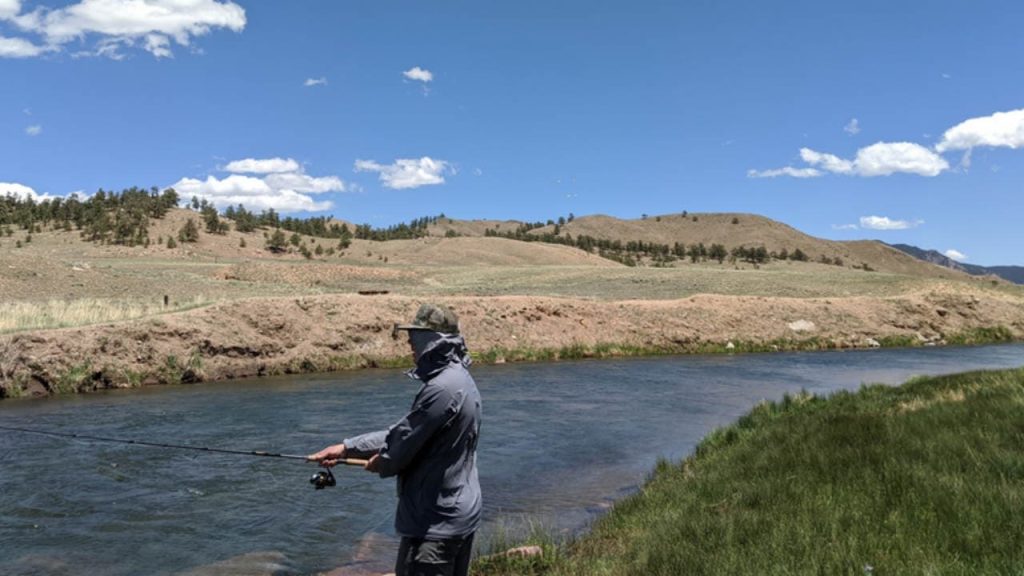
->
[[8, 329, 1018, 400], [1, 291, 1023, 399], [471, 366, 1024, 575]]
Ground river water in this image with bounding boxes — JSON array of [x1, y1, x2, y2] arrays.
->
[[1, 344, 1022, 575]]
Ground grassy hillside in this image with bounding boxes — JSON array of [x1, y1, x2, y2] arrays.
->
[[3, 207, 1020, 334], [525, 213, 969, 279], [423, 211, 976, 279], [476, 367, 1024, 575]]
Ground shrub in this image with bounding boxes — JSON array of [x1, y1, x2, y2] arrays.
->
[[177, 218, 200, 243]]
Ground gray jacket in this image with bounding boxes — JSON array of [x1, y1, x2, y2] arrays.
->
[[344, 334, 482, 539]]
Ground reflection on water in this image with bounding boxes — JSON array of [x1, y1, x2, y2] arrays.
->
[[1, 344, 1022, 574]]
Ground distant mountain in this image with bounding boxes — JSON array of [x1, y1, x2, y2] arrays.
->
[[986, 266, 1024, 284], [887, 243, 1024, 284]]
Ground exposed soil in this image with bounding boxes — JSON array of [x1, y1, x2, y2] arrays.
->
[[3, 285, 1023, 398]]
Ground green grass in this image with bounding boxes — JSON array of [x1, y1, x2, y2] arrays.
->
[[947, 326, 1015, 346], [475, 368, 1024, 575], [53, 362, 93, 394]]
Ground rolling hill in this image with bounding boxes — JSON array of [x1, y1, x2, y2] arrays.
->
[[429, 212, 977, 280]]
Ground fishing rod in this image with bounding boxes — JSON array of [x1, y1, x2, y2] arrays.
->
[[0, 424, 368, 489]]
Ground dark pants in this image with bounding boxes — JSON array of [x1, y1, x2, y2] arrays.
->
[[395, 533, 474, 576]]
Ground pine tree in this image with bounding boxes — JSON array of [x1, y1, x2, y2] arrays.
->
[[266, 229, 288, 252], [178, 218, 200, 243]]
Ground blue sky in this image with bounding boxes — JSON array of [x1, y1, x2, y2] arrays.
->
[[2, 0, 1023, 265]]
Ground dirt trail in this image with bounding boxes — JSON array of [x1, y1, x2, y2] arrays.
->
[[3, 286, 1023, 398]]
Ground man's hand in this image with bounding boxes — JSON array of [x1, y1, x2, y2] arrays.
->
[[364, 453, 381, 473], [307, 443, 346, 467]]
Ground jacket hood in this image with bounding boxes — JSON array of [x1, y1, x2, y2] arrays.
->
[[408, 333, 471, 381]]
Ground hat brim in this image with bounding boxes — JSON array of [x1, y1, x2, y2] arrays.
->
[[391, 323, 431, 339], [393, 324, 431, 332]]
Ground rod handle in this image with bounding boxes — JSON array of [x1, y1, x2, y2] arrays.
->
[[339, 458, 370, 467]]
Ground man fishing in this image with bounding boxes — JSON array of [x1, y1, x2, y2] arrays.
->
[[308, 303, 483, 576]]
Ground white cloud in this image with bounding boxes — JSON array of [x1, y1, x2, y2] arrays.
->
[[853, 142, 949, 177], [25, 124, 42, 136], [800, 147, 854, 174], [170, 157, 347, 213], [935, 108, 1024, 152], [746, 166, 822, 179], [943, 249, 967, 261], [304, 77, 327, 87], [2, 0, 245, 59], [402, 66, 433, 83], [859, 215, 923, 231], [0, 181, 58, 201], [143, 32, 170, 58], [754, 107, 1024, 180], [0, 35, 51, 57], [170, 175, 333, 212], [354, 157, 451, 189], [72, 36, 127, 59], [0, 0, 20, 19], [264, 172, 345, 194], [224, 157, 300, 174], [764, 142, 949, 179], [831, 223, 859, 230]]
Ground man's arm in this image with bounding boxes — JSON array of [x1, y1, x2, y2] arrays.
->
[[373, 385, 454, 478], [342, 430, 388, 457], [308, 429, 387, 466]]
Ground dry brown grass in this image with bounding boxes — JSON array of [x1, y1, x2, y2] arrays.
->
[[0, 296, 215, 333], [522, 212, 969, 279], [1, 208, 1020, 334]]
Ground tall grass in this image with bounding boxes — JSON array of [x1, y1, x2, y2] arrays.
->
[[476, 368, 1024, 575], [0, 296, 214, 333]]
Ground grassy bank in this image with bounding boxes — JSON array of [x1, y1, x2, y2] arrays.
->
[[475, 367, 1024, 575]]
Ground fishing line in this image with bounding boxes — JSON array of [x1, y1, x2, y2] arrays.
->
[[0, 424, 368, 489], [0, 424, 318, 460]]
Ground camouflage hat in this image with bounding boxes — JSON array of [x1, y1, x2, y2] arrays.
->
[[393, 303, 460, 337]]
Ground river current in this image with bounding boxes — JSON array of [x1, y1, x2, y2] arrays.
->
[[1, 344, 1022, 575]]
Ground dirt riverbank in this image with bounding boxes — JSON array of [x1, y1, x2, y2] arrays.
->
[[2, 285, 1023, 399]]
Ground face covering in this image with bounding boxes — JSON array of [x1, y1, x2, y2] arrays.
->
[[408, 330, 444, 362]]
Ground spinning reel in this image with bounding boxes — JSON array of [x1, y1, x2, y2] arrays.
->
[[310, 467, 337, 490]]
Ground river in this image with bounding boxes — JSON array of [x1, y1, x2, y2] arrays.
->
[[2, 344, 1022, 575]]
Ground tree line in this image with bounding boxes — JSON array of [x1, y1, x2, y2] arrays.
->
[[483, 225, 847, 268], [1, 191, 857, 268], [0, 188, 450, 256], [1, 186, 180, 247]]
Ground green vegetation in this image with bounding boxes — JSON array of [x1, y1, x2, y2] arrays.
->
[[351, 214, 444, 240], [0, 186, 445, 251], [476, 368, 1024, 575], [0, 186, 180, 246], [875, 334, 921, 348], [947, 326, 1015, 346], [483, 223, 840, 269], [177, 217, 200, 243], [53, 362, 92, 394]]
